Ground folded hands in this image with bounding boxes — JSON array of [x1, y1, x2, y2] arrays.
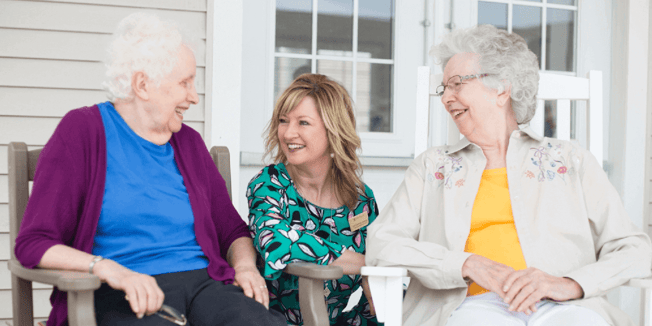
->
[[462, 255, 584, 314]]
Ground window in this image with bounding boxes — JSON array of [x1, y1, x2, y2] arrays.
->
[[266, 0, 422, 158], [274, 0, 395, 133], [478, 0, 577, 138], [478, 0, 577, 73]]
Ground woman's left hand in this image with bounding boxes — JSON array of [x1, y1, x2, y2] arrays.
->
[[502, 267, 584, 314], [233, 265, 270, 309]]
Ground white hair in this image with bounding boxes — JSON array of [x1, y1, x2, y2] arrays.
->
[[103, 13, 194, 101], [430, 25, 540, 124]]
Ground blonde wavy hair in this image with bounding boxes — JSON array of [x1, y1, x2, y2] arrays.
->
[[264, 74, 364, 210]]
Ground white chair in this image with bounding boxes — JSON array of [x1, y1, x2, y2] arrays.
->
[[362, 66, 652, 326]]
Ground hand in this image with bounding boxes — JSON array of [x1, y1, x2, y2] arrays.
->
[[462, 255, 537, 314], [502, 268, 584, 314], [233, 265, 269, 309], [361, 276, 376, 316], [93, 259, 164, 318], [462, 255, 515, 298]]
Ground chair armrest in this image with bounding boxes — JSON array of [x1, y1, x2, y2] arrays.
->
[[9, 259, 102, 291], [284, 263, 343, 326], [360, 266, 408, 325], [285, 262, 343, 280], [624, 276, 652, 288]]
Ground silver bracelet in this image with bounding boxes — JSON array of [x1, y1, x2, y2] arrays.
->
[[89, 255, 104, 274]]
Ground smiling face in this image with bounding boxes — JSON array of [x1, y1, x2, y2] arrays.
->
[[146, 45, 199, 136], [441, 52, 501, 138], [277, 96, 331, 169]]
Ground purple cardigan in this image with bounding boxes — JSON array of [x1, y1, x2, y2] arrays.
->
[[14, 105, 250, 326]]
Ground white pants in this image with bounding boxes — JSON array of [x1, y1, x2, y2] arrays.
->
[[445, 292, 610, 326]]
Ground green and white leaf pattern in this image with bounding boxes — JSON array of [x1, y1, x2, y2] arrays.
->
[[247, 163, 381, 326]]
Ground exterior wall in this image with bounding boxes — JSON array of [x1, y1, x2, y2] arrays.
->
[[0, 0, 212, 323]]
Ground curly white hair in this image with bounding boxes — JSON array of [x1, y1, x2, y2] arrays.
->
[[103, 13, 194, 101], [430, 25, 540, 124]]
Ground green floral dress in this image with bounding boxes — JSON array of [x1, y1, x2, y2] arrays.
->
[[247, 163, 381, 326]]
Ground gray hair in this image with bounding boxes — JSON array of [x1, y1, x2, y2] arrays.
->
[[430, 25, 539, 124], [103, 13, 194, 101]]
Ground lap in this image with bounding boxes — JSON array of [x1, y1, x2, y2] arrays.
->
[[445, 292, 609, 326], [94, 268, 285, 326], [445, 293, 525, 326], [187, 278, 285, 326], [529, 302, 610, 326]]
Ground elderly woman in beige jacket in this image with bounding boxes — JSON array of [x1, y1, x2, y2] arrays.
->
[[366, 25, 652, 326]]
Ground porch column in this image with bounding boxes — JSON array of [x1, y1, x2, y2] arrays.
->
[[211, 1, 244, 210]]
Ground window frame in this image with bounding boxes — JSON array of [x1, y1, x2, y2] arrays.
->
[[476, 0, 579, 74], [266, 0, 424, 158]]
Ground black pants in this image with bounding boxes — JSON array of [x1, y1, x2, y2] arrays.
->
[[94, 268, 286, 326]]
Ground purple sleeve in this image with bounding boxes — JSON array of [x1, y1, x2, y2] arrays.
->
[[14, 112, 92, 268], [201, 146, 250, 259]]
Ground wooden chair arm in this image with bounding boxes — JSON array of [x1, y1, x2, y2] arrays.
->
[[284, 263, 343, 326], [8, 259, 101, 291], [285, 262, 343, 280]]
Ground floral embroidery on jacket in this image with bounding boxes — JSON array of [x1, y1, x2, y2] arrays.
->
[[524, 170, 535, 179], [434, 151, 464, 189], [529, 142, 572, 183]]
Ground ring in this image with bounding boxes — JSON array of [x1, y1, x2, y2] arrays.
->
[[260, 285, 267, 289]]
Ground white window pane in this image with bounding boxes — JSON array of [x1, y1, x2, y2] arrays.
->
[[358, 0, 394, 59], [317, 0, 353, 56], [316, 59, 353, 93], [548, 0, 575, 5], [513, 5, 542, 69], [356, 63, 392, 132], [274, 57, 311, 101], [521, 0, 542, 2], [546, 8, 575, 72], [478, 1, 508, 30], [275, 0, 312, 54]]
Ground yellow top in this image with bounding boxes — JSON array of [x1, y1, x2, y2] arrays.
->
[[465, 168, 527, 296]]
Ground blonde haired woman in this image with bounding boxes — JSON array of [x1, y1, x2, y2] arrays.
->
[[247, 74, 380, 325]]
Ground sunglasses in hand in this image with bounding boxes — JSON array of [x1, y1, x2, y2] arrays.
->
[[156, 304, 187, 325], [125, 295, 186, 325]]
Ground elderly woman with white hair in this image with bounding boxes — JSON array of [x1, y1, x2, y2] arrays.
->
[[14, 13, 285, 326], [366, 25, 652, 326]]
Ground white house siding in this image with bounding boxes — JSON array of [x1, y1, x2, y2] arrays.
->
[[0, 0, 212, 323]]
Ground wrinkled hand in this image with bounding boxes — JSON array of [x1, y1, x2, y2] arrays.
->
[[462, 254, 515, 297], [361, 276, 376, 316], [462, 255, 537, 314], [503, 267, 584, 314], [233, 265, 269, 309], [93, 259, 164, 319]]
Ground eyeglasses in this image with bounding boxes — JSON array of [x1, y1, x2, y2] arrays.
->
[[435, 73, 490, 97], [125, 295, 186, 325], [156, 304, 187, 325]]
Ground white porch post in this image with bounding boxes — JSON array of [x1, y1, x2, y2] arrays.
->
[[609, 0, 651, 323], [212, 1, 243, 210]]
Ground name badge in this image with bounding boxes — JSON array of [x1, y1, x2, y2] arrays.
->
[[348, 211, 369, 232]]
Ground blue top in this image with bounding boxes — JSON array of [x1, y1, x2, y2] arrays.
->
[[92, 102, 208, 275]]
